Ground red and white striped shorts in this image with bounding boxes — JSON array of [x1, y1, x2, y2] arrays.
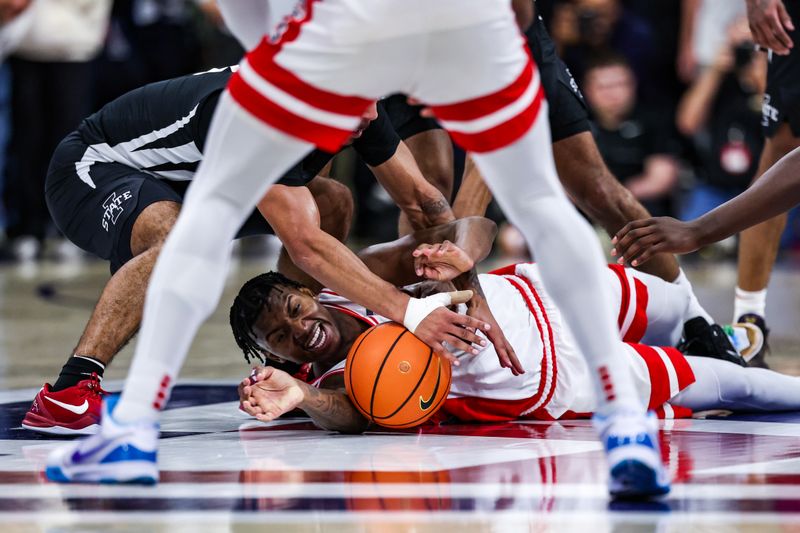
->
[[226, 0, 545, 153]]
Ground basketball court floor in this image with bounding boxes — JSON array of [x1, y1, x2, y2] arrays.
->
[[3, 248, 800, 531]]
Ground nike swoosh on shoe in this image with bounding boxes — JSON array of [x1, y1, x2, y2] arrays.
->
[[45, 396, 89, 415]]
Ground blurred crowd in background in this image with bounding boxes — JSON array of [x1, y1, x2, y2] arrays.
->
[[0, 0, 796, 263]]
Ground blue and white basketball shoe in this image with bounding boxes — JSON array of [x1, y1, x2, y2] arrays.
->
[[593, 410, 670, 499], [45, 395, 159, 484]]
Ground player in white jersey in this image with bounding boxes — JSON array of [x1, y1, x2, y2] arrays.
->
[[235, 218, 800, 430], [48, 0, 671, 497]]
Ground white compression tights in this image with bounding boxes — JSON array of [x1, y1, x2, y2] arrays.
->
[[673, 356, 800, 412], [472, 113, 643, 416], [114, 93, 313, 423]]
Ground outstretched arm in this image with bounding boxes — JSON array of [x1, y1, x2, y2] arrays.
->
[[240, 367, 369, 434], [612, 145, 800, 266]]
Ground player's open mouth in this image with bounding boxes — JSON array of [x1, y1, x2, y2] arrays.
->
[[306, 322, 328, 352]]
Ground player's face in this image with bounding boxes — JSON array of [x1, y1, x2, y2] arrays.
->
[[350, 101, 379, 140], [251, 287, 343, 365]]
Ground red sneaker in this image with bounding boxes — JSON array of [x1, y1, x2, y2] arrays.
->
[[22, 373, 106, 435]]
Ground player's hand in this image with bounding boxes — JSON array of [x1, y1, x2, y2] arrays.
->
[[409, 290, 492, 366], [746, 0, 795, 55], [611, 217, 702, 267], [412, 241, 474, 281], [239, 366, 305, 422], [466, 294, 524, 375]]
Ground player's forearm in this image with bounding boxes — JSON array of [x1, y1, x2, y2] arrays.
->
[[285, 229, 411, 323], [453, 156, 493, 218], [371, 142, 455, 230], [358, 217, 497, 286], [694, 146, 800, 245], [298, 381, 370, 433]]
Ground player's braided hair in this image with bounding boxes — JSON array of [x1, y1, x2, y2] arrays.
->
[[229, 271, 305, 365]]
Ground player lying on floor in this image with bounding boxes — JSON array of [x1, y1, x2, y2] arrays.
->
[[231, 217, 800, 433]]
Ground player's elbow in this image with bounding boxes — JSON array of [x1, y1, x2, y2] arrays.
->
[[309, 177, 354, 243]]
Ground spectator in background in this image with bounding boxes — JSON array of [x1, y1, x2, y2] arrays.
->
[[4, 0, 112, 260], [0, 0, 31, 241], [676, 17, 766, 221], [550, 0, 658, 102], [583, 54, 681, 217], [677, 0, 746, 83]]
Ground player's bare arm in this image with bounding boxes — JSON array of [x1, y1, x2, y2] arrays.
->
[[369, 140, 455, 230], [241, 369, 368, 434], [746, 0, 795, 55], [612, 145, 800, 266], [262, 185, 490, 363]]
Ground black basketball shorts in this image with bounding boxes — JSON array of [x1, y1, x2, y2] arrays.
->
[[45, 132, 273, 273]]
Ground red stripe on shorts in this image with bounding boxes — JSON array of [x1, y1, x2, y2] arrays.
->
[[228, 72, 355, 152], [431, 60, 535, 121], [446, 83, 545, 153], [247, 40, 372, 117]]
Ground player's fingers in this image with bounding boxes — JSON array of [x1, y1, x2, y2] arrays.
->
[[618, 233, 659, 264], [630, 243, 665, 267], [456, 313, 492, 336], [621, 235, 662, 266], [443, 332, 482, 356], [506, 345, 525, 375], [446, 289, 474, 305], [779, 1, 796, 30], [432, 342, 460, 366], [771, 12, 794, 51], [613, 226, 657, 261], [414, 254, 426, 276], [446, 323, 488, 349]]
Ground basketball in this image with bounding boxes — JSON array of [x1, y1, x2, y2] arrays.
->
[[344, 322, 451, 428]]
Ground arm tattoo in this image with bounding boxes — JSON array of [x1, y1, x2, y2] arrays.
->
[[301, 386, 369, 433], [420, 197, 454, 225]]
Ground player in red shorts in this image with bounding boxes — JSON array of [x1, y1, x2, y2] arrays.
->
[[235, 217, 798, 431], [48, 0, 672, 497]]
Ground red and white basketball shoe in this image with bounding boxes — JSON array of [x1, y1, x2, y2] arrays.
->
[[22, 373, 105, 435]]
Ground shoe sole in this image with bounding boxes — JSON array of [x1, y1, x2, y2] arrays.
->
[[22, 422, 99, 436], [45, 462, 158, 485], [610, 459, 670, 499]]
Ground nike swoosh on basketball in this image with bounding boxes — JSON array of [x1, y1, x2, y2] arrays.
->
[[45, 396, 89, 415], [419, 359, 442, 411]]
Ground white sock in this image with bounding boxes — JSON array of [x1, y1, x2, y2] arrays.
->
[[672, 269, 713, 324], [114, 93, 313, 423], [473, 112, 643, 416], [733, 286, 767, 322]]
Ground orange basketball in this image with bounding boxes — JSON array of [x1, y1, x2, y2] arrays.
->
[[344, 322, 451, 428]]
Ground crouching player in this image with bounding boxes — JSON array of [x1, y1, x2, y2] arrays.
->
[[233, 217, 800, 434]]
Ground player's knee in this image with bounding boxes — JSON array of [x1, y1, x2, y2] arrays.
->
[[310, 177, 354, 242], [130, 201, 181, 257]]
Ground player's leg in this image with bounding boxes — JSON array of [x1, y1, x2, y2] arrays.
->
[[735, 123, 800, 329], [69, 200, 180, 370], [420, 16, 667, 495], [26, 138, 183, 434], [114, 92, 314, 424], [672, 355, 800, 412]]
